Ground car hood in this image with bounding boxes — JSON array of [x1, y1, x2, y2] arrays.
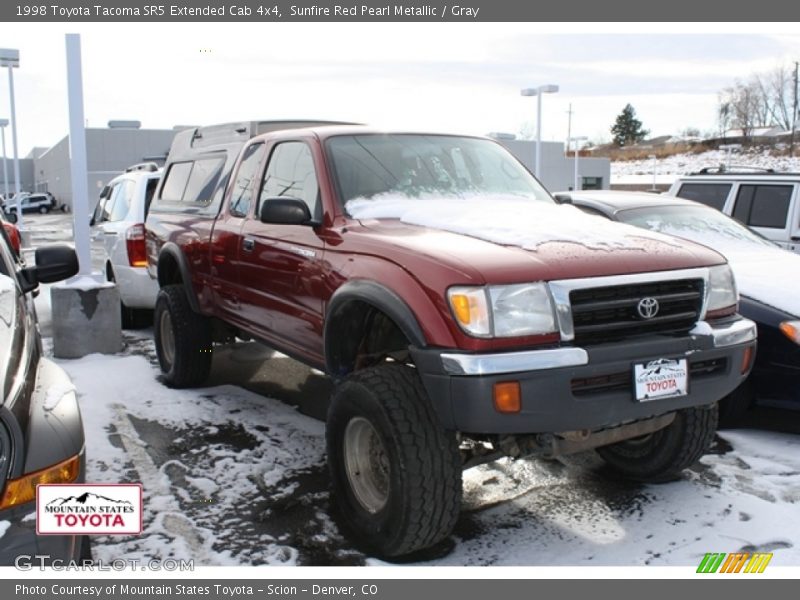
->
[[723, 246, 800, 318], [0, 274, 22, 403], [345, 197, 725, 284]]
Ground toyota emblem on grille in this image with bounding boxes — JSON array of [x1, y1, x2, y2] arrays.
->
[[637, 297, 660, 319]]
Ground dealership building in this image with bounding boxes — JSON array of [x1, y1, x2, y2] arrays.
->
[[1, 124, 610, 208], [0, 121, 178, 207]]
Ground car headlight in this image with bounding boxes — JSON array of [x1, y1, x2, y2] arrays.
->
[[706, 264, 738, 318], [447, 283, 557, 338], [780, 321, 800, 345]]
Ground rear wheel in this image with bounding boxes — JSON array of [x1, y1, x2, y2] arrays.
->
[[326, 364, 462, 557], [596, 405, 718, 483], [39, 205, 48, 214], [154, 284, 212, 388]]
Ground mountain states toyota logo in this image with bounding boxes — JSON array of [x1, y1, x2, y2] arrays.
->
[[36, 484, 143, 535]]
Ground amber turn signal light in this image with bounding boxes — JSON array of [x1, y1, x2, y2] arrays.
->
[[740, 345, 755, 374], [493, 381, 521, 414], [0, 454, 81, 510]]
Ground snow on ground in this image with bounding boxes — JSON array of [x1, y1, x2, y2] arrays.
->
[[612, 148, 800, 186], [27, 212, 800, 567]]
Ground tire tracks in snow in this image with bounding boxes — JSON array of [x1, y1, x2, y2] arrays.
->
[[110, 403, 212, 563]]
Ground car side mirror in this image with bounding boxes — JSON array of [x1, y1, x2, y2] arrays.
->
[[18, 244, 80, 294], [259, 197, 312, 225], [5, 212, 17, 224]]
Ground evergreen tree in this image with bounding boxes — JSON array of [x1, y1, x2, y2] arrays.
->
[[611, 104, 649, 146]]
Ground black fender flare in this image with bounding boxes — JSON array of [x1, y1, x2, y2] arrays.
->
[[157, 242, 201, 313], [324, 280, 426, 375]]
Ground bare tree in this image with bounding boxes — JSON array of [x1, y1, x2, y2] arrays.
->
[[755, 66, 794, 131], [718, 79, 767, 137]]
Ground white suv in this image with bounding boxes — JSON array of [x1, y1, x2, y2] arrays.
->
[[91, 163, 161, 327], [667, 169, 800, 254]]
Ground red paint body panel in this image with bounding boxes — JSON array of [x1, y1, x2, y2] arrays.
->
[[146, 125, 728, 361]]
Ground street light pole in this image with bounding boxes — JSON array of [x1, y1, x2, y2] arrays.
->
[[521, 84, 559, 179], [568, 136, 587, 191], [0, 119, 9, 202], [0, 49, 22, 227]]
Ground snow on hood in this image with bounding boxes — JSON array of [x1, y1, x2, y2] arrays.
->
[[346, 194, 683, 252], [645, 222, 800, 318], [725, 247, 800, 318]]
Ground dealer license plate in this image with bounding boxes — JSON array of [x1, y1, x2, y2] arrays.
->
[[634, 358, 689, 402]]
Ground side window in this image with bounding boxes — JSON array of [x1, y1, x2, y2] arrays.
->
[[229, 143, 265, 217], [144, 177, 159, 217], [259, 142, 320, 220], [100, 184, 121, 222], [183, 157, 225, 205], [676, 183, 732, 211], [108, 180, 135, 222], [160, 162, 193, 202], [733, 185, 792, 229]]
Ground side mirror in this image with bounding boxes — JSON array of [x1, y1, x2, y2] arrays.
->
[[19, 244, 80, 294], [5, 212, 17, 224], [259, 197, 312, 225]]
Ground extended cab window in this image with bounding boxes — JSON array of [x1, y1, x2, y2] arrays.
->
[[160, 162, 193, 202], [230, 143, 265, 217], [732, 184, 793, 229], [259, 142, 320, 220], [676, 183, 732, 210], [183, 157, 225, 205]]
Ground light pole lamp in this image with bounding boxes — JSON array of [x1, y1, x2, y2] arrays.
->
[[521, 84, 559, 179], [0, 48, 22, 225], [568, 136, 587, 191], [0, 118, 9, 202]]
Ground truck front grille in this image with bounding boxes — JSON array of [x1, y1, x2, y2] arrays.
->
[[569, 278, 704, 345]]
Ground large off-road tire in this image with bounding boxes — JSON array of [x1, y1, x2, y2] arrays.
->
[[154, 284, 212, 388], [596, 405, 718, 483], [326, 364, 462, 557]]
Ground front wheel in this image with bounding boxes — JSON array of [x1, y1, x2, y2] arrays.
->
[[596, 405, 718, 483], [39, 206, 48, 214], [153, 284, 212, 388], [326, 365, 462, 557]]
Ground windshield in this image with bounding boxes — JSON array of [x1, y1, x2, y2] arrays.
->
[[617, 204, 775, 249], [326, 134, 552, 211]]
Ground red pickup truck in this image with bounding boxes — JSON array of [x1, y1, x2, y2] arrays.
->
[[146, 121, 757, 557]]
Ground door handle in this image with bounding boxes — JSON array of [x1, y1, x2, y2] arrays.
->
[[242, 238, 255, 252], [103, 231, 118, 236]]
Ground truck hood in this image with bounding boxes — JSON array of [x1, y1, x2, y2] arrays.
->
[[345, 197, 725, 284]]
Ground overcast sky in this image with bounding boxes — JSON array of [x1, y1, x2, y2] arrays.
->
[[1, 23, 799, 156]]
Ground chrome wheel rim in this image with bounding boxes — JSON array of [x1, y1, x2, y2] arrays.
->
[[343, 417, 390, 514], [159, 310, 176, 368]]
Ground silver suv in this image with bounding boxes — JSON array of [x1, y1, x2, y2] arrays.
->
[[91, 163, 161, 328], [667, 168, 800, 254]]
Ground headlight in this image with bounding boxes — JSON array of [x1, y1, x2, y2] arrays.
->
[[780, 321, 800, 345], [706, 264, 738, 318], [448, 283, 557, 338]]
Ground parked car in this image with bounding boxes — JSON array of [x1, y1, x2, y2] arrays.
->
[[90, 163, 161, 328], [667, 168, 800, 254], [1, 210, 20, 256], [0, 232, 87, 564], [4, 193, 54, 215], [146, 122, 756, 557], [554, 189, 800, 420]]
